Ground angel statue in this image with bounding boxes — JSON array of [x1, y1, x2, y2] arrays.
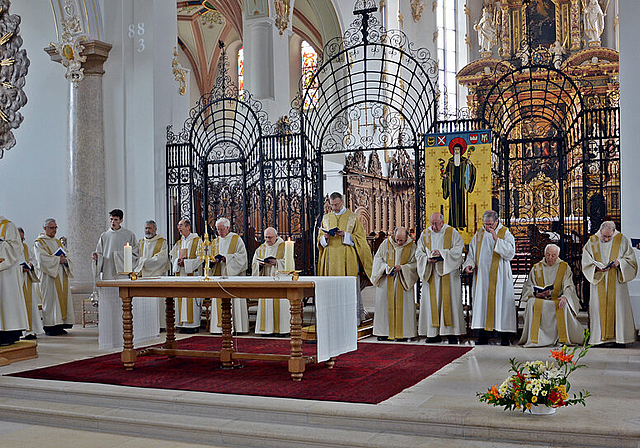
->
[[474, 7, 496, 55], [550, 40, 565, 69], [583, 0, 605, 46]]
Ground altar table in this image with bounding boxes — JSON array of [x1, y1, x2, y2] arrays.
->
[[96, 276, 357, 381]]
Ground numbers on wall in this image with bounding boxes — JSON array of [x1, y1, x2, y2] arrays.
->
[[128, 22, 145, 53]]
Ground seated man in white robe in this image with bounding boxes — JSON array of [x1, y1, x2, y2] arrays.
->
[[371, 227, 418, 341], [169, 218, 203, 334], [251, 227, 289, 335], [135, 220, 169, 330], [18, 227, 43, 339], [92, 209, 141, 349], [416, 212, 465, 344], [582, 221, 638, 347], [0, 213, 29, 346], [210, 217, 249, 334], [34, 219, 74, 336], [519, 244, 584, 347], [463, 210, 516, 346]]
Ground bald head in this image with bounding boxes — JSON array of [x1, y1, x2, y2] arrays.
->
[[264, 227, 278, 246], [430, 212, 444, 232], [395, 227, 409, 246]]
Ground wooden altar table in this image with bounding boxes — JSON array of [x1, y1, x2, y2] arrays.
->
[[97, 277, 348, 381]]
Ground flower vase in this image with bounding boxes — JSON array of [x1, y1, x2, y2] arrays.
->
[[526, 405, 556, 415]]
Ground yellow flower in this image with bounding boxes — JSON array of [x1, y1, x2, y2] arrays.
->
[[532, 396, 538, 403], [541, 390, 548, 396], [526, 403, 532, 410]]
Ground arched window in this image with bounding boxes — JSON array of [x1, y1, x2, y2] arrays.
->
[[238, 46, 244, 98], [301, 40, 318, 108], [436, 0, 466, 116]]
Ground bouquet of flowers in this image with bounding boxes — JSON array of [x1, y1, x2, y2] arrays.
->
[[477, 330, 591, 412]]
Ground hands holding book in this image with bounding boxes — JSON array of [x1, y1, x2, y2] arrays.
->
[[594, 259, 618, 272], [428, 249, 444, 263], [212, 253, 225, 264], [533, 284, 553, 298], [321, 227, 344, 237], [258, 256, 277, 266]]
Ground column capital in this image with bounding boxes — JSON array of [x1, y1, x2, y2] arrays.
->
[[45, 39, 113, 80]]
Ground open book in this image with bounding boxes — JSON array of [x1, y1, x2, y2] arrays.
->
[[594, 260, 615, 270], [631, 238, 640, 247], [214, 254, 224, 261], [385, 265, 396, 276], [533, 284, 553, 294], [321, 227, 340, 237], [20, 261, 32, 270], [53, 247, 67, 257], [429, 255, 444, 262], [257, 256, 276, 264]]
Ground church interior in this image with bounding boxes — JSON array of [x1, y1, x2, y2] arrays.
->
[[0, 0, 639, 446]]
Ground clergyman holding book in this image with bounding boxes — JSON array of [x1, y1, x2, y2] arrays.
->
[[519, 244, 584, 348]]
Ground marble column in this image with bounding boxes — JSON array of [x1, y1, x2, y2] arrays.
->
[[45, 40, 112, 294]]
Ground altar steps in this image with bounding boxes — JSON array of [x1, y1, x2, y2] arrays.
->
[[0, 376, 634, 448]]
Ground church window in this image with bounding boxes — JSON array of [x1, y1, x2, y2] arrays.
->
[[301, 40, 319, 109], [436, 0, 465, 116], [238, 46, 244, 98]]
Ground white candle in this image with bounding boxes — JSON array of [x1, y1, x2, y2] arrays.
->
[[284, 239, 295, 272], [124, 242, 133, 272]]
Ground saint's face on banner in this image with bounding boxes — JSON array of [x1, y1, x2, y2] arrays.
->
[[424, 130, 492, 243]]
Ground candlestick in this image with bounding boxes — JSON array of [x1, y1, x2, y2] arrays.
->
[[284, 238, 295, 272], [124, 242, 133, 272]]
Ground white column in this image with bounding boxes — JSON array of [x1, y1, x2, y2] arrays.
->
[[619, 0, 640, 328], [289, 34, 302, 104]]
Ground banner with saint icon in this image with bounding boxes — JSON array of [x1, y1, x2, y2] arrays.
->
[[424, 130, 492, 243]]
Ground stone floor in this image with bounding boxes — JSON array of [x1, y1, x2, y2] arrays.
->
[[0, 323, 638, 447]]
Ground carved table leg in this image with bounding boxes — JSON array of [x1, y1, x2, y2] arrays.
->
[[324, 357, 336, 369], [288, 290, 305, 381], [220, 298, 234, 369], [165, 297, 177, 351], [120, 293, 136, 370]]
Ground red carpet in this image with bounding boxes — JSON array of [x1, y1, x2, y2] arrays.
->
[[9, 337, 471, 404]]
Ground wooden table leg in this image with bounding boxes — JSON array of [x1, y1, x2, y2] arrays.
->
[[120, 292, 136, 370], [324, 357, 336, 369], [220, 298, 233, 369], [288, 289, 305, 381], [165, 297, 178, 351]]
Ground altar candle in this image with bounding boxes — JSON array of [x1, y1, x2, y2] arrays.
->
[[284, 238, 295, 272], [124, 243, 133, 272]]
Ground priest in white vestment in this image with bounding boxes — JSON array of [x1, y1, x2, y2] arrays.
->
[[18, 227, 43, 338], [169, 218, 203, 333], [251, 227, 289, 335], [417, 213, 465, 344], [135, 220, 168, 330], [209, 217, 249, 334], [582, 221, 638, 346], [0, 214, 29, 346], [34, 219, 74, 336], [463, 210, 516, 345], [371, 227, 418, 341], [93, 209, 142, 349], [519, 244, 584, 347]]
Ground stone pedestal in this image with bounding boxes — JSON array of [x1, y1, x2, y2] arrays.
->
[[45, 40, 112, 295]]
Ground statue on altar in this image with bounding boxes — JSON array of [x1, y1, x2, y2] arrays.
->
[[550, 41, 565, 69], [583, 0, 605, 46], [474, 7, 496, 55]]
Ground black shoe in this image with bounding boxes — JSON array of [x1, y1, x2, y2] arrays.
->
[[476, 338, 488, 345], [501, 336, 510, 346], [178, 327, 198, 334], [376, 336, 388, 341], [425, 335, 442, 343], [447, 336, 458, 344], [62, 324, 73, 329], [396, 338, 408, 342], [22, 334, 37, 340]]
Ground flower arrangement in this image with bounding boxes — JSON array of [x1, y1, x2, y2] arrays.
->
[[477, 330, 591, 412]]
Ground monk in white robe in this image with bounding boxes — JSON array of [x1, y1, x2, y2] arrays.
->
[[34, 219, 74, 336], [169, 218, 203, 333], [582, 221, 638, 346], [317, 192, 373, 323], [135, 220, 168, 330], [417, 213, 465, 344], [209, 217, 249, 334], [0, 214, 29, 346], [93, 209, 140, 349], [251, 227, 289, 335], [463, 210, 516, 345], [519, 244, 584, 347], [18, 228, 43, 338], [371, 227, 418, 341]]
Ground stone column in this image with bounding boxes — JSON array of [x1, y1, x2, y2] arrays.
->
[[45, 40, 112, 294]]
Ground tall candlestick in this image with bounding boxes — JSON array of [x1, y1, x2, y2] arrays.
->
[[124, 242, 133, 272], [284, 239, 295, 272]]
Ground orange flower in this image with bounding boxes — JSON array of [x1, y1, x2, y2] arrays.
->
[[550, 349, 574, 363], [488, 385, 500, 399]]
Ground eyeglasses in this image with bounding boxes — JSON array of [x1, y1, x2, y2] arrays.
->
[[46, 226, 58, 229]]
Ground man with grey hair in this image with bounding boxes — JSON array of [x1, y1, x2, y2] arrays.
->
[[463, 210, 516, 345], [169, 218, 203, 333], [417, 212, 465, 344], [251, 227, 289, 335], [209, 217, 249, 334], [34, 218, 75, 336], [370, 226, 418, 341], [18, 227, 43, 339], [519, 244, 584, 347], [582, 220, 638, 346], [135, 220, 169, 329]]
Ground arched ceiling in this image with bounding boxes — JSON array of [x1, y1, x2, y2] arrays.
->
[[177, 1, 341, 95]]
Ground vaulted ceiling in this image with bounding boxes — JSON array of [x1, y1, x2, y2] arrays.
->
[[176, 0, 340, 95]]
